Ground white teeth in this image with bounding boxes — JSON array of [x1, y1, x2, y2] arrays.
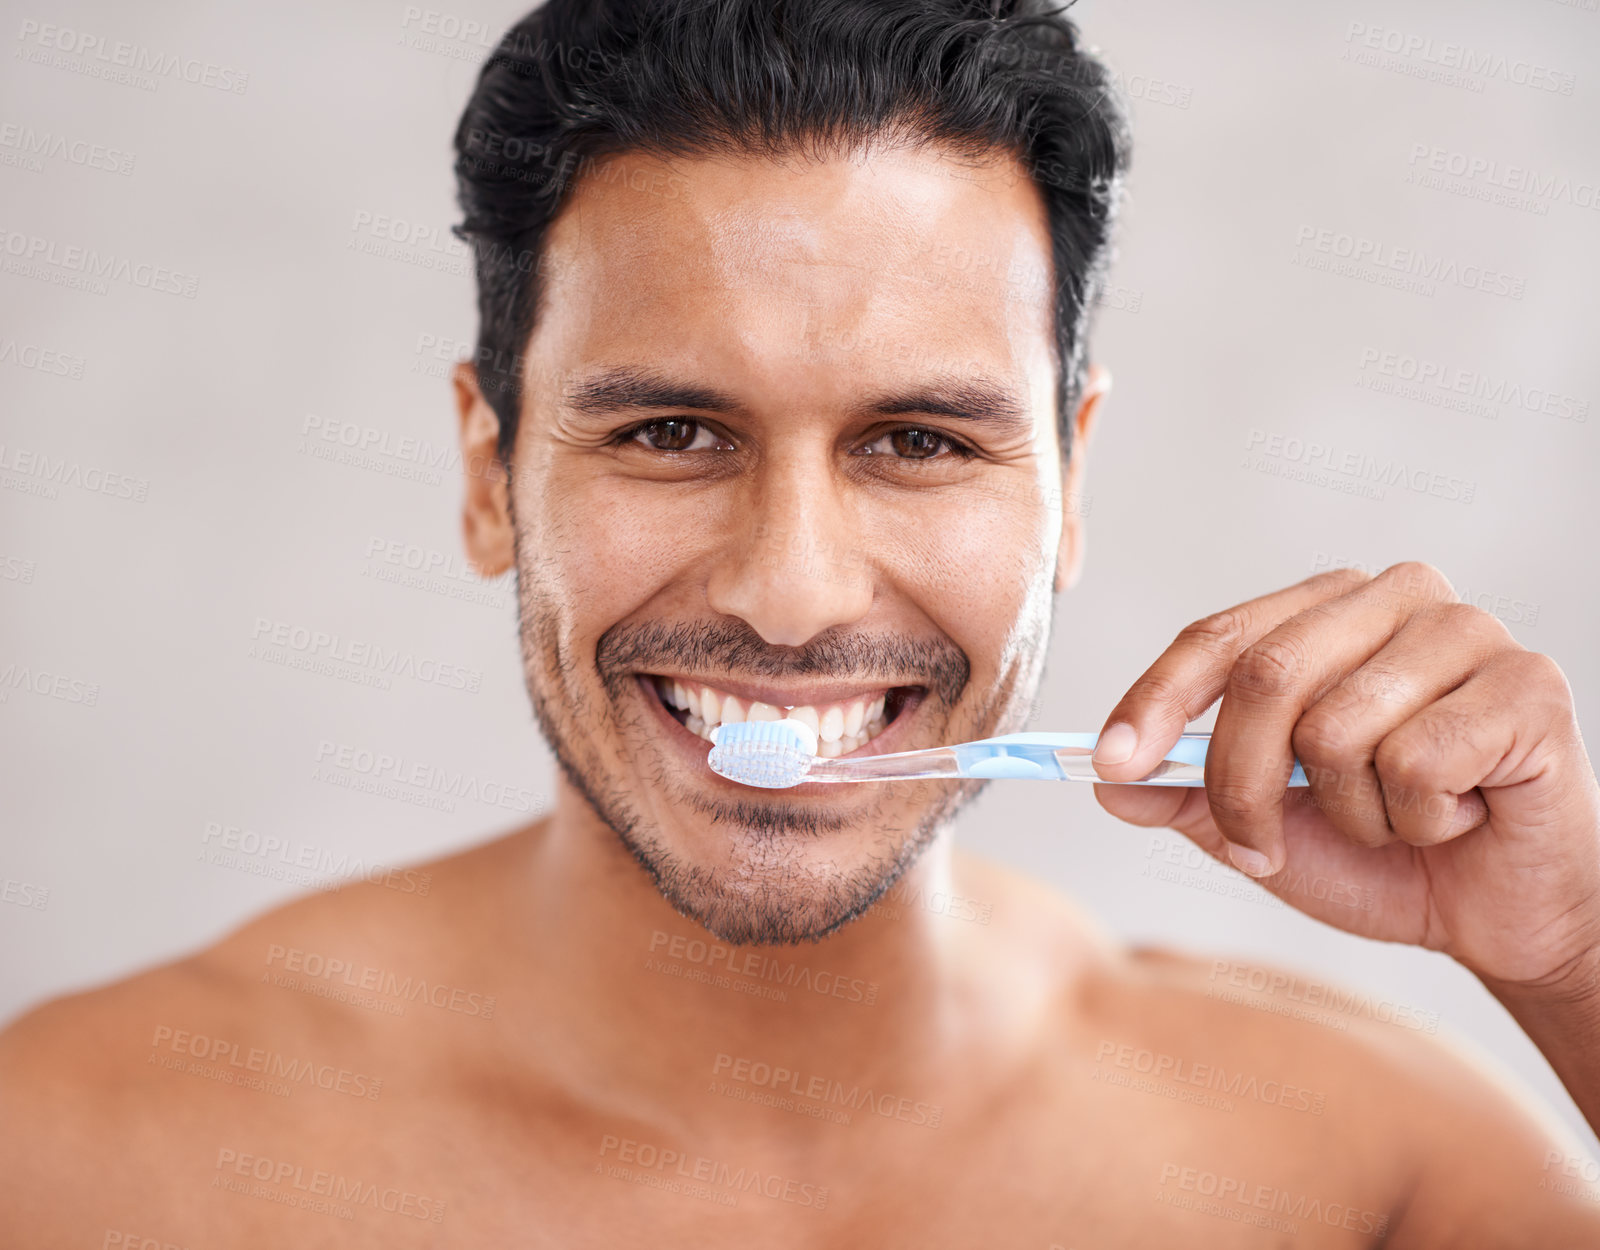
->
[[787, 705, 820, 734], [819, 706, 844, 743], [659, 678, 898, 757], [780, 716, 819, 756]]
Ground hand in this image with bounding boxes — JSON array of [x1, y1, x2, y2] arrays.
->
[[1091, 563, 1600, 990]]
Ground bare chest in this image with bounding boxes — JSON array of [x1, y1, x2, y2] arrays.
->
[[158, 1076, 1394, 1250]]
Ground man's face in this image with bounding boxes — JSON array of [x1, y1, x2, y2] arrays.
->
[[467, 142, 1084, 945]]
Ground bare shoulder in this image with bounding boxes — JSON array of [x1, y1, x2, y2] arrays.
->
[[0, 824, 534, 1245], [945, 855, 1600, 1247], [1109, 944, 1600, 1246], [949, 845, 1123, 961], [1117, 942, 1584, 1130]]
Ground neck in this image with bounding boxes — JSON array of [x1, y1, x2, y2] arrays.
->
[[504, 778, 985, 1137]]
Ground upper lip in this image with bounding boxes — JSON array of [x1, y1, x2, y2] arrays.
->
[[642, 672, 918, 709]]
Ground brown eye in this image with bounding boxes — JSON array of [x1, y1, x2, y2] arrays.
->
[[648, 419, 697, 450], [632, 419, 721, 452], [858, 426, 971, 460], [890, 428, 943, 459]]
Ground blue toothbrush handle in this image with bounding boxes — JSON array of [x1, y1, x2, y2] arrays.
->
[[951, 731, 1309, 787]]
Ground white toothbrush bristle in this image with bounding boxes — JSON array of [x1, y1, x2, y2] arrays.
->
[[707, 719, 819, 788]]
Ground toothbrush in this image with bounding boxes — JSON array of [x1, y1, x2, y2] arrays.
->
[[707, 720, 1310, 791]]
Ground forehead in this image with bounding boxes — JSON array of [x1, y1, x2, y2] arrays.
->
[[533, 143, 1058, 391]]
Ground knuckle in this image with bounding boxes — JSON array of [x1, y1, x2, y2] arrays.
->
[[1380, 781, 1456, 834], [1509, 651, 1580, 732], [1231, 635, 1311, 699], [1345, 819, 1398, 849], [1346, 665, 1413, 708], [1128, 669, 1189, 717], [1292, 706, 1357, 763], [1310, 565, 1373, 595], [1205, 779, 1272, 826], [1177, 608, 1252, 657], [1379, 560, 1457, 604], [1515, 649, 1570, 698], [1374, 721, 1449, 790], [1422, 600, 1512, 646]]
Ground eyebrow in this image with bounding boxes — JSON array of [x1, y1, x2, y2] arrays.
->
[[563, 366, 1033, 431], [863, 381, 1030, 427], [565, 368, 739, 416]]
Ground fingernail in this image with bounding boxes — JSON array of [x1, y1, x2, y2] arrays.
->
[[1445, 792, 1486, 838], [1227, 843, 1274, 878], [1092, 722, 1138, 766]]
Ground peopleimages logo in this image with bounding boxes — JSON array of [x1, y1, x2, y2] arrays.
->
[[0, 122, 136, 175], [1157, 1163, 1390, 1239], [0, 442, 148, 501], [1292, 225, 1525, 300], [645, 930, 879, 1005], [263, 944, 496, 1018], [200, 820, 432, 895], [14, 19, 250, 94], [0, 661, 100, 707], [213, 1148, 445, 1221], [1342, 23, 1576, 95], [249, 616, 483, 693], [0, 225, 199, 297], [1406, 144, 1600, 214], [1358, 348, 1588, 423], [1093, 1041, 1328, 1115], [311, 740, 538, 813], [1206, 960, 1440, 1033], [1243, 428, 1476, 506], [0, 336, 87, 378], [597, 1134, 829, 1210], [149, 1025, 383, 1100], [711, 1053, 944, 1128]]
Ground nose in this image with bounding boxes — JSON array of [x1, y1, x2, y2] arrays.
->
[[704, 456, 874, 647]]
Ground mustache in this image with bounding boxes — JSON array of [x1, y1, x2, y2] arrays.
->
[[595, 618, 970, 708]]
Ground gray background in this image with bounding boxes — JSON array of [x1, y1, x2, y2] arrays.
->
[[2, 0, 1597, 1151]]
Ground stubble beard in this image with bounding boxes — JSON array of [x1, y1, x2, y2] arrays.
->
[[506, 516, 1052, 946]]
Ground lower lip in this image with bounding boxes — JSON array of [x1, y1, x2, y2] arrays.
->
[[633, 675, 927, 794]]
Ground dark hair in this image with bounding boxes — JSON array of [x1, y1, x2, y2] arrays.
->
[[452, 0, 1129, 466]]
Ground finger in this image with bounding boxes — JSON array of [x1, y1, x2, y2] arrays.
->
[[1204, 562, 1461, 875], [1092, 566, 1372, 785], [1292, 602, 1515, 851], [1094, 784, 1229, 858], [1375, 649, 1573, 847], [1095, 782, 1200, 832]]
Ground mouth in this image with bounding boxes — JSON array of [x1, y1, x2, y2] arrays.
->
[[638, 673, 925, 760]]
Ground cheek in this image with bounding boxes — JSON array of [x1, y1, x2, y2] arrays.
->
[[534, 477, 721, 624], [871, 499, 1054, 660]]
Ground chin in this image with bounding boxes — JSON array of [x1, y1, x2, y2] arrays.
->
[[615, 784, 939, 944], [524, 617, 984, 943]]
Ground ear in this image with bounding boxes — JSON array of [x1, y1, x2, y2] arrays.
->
[[453, 361, 515, 578], [1052, 363, 1110, 594]]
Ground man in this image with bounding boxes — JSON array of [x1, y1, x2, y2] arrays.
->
[[4, 0, 1599, 1245]]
